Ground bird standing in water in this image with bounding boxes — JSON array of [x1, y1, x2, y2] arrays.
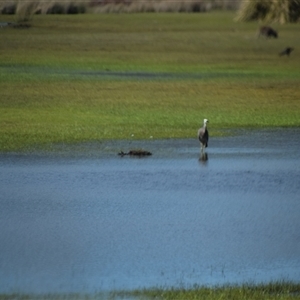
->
[[198, 119, 209, 152]]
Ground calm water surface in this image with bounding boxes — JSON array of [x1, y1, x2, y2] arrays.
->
[[0, 128, 300, 293]]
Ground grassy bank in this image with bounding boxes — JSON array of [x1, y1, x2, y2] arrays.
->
[[126, 282, 300, 299], [1, 12, 300, 151], [1, 282, 300, 299]]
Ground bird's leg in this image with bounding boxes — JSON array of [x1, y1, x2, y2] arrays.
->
[[200, 143, 204, 153]]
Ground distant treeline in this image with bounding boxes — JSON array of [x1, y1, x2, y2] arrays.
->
[[0, 0, 241, 16]]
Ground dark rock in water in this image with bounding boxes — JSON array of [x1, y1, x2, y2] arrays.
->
[[118, 150, 152, 157]]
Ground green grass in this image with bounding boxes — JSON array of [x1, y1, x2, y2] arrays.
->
[[1, 12, 300, 151], [1, 282, 300, 299], [125, 282, 300, 299]]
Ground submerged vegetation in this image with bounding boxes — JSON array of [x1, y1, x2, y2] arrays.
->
[[0, 12, 300, 151]]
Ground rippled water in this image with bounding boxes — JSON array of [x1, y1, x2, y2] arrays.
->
[[0, 128, 300, 294]]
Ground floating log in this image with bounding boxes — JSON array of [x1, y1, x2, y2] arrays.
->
[[118, 149, 152, 157]]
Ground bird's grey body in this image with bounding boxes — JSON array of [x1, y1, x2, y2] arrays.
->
[[198, 119, 209, 152]]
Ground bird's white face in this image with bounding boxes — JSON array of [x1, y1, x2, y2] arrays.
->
[[204, 119, 209, 125]]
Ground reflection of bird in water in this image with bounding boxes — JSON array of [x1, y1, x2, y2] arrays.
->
[[279, 47, 294, 57], [199, 152, 208, 163], [198, 119, 209, 152]]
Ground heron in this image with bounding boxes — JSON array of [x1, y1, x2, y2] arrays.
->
[[198, 119, 209, 152]]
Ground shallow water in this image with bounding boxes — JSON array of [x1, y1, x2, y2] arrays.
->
[[0, 65, 252, 81], [0, 128, 300, 294]]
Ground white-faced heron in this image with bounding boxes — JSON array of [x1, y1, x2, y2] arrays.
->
[[198, 119, 209, 152]]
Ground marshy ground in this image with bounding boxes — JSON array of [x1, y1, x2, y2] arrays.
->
[[0, 12, 299, 299], [0, 12, 300, 151]]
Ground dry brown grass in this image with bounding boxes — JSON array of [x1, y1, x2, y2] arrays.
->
[[236, 0, 300, 23], [91, 0, 240, 13], [15, 0, 39, 22], [92, 0, 210, 13], [0, 0, 87, 19], [1, 0, 240, 16]]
